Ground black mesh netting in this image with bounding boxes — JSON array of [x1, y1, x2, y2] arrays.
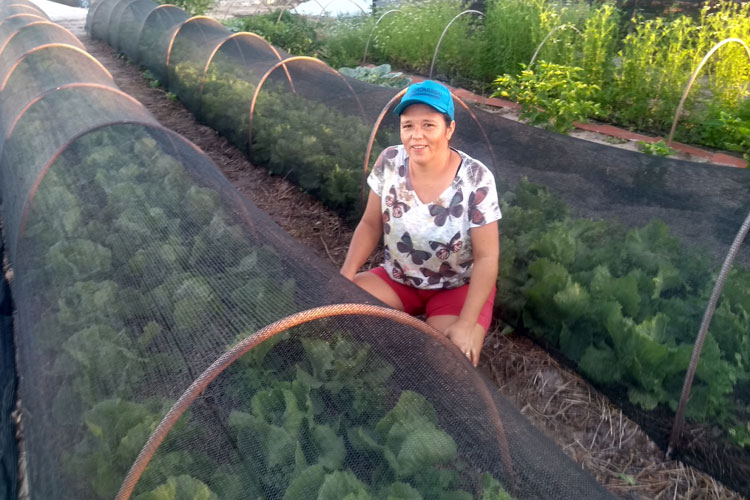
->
[[0, 3, 621, 499], [89, 0, 750, 495], [0, 240, 16, 500]]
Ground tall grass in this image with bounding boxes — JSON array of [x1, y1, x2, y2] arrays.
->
[[614, 15, 703, 131], [371, 0, 481, 79], [317, 15, 376, 69], [580, 3, 620, 91], [698, 1, 750, 110], [612, 0, 749, 133]]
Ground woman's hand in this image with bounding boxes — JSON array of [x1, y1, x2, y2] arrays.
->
[[444, 318, 483, 366]]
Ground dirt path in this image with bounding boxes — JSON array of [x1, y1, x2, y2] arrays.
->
[[56, 19, 748, 500]]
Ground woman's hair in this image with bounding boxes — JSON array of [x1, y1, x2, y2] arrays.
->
[[441, 113, 453, 128]]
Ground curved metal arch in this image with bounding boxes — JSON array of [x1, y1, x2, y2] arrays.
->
[[362, 8, 401, 65], [668, 38, 750, 145], [164, 15, 225, 73], [528, 24, 583, 68], [1, 4, 46, 17], [668, 209, 750, 457], [428, 10, 484, 79], [106, 0, 146, 48], [0, 43, 114, 91], [360, 88, 406, 205], [4, 81, 120, 144], [133, 3, 182, 61], [248, 55, 366, 161], [360, 90, 498, 209], [5, 0, 43, 9], [197, 31, 292, 102], [0, 13, 47, 33], [275, 0, 300, 26], [0, 21, 84, 61], [114, 303, 516, 500], [15, 106, 155, 242], [117, 0, 162, 57], [85, 0, 106, 34]]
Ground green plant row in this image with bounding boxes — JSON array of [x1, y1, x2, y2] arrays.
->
[[497, 179, 750, 446], [233, 0, 749, 161], [20, 125, 512, 499], [170, 56, 398, 223]]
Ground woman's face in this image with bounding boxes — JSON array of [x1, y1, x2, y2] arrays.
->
[[399, 103, 455, 167]]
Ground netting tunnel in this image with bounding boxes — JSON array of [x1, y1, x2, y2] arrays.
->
[[0, 2, 627, 499], [84, 0, 750, 495]]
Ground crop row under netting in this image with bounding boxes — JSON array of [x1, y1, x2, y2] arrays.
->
[[0, 1, 623, 498], [86, 0, 750, 494]]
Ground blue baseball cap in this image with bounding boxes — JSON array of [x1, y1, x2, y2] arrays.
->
[[394, 80, 455, 121]]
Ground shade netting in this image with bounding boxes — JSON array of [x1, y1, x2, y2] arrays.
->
[[0, 240, 16, 500], [0, 4, 620, 500], [89, 0, 750, 494]]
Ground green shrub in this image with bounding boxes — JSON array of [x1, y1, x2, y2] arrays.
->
[[317, 14, 375, 69], [234, 10, 322, 56], [493, 62, 603, 133], [638, 139, 673, 156], [371, 0, 480, 78], [156, 0, 211, 16]]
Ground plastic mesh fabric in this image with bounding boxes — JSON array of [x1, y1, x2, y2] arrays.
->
[[88, 0, 750, 494], [199, 32, 289, 150], [134, 5, 189, 84], [0, 241, 16, 500], [0, 13, 49, 47], [0, 21, 83, 58], [87, 0, 121, 41], [116, 0, 157, 60], [0, 49, 114, 144], [0, 2, 45, 18], [166, 17, 232, 115], [0, 86, 154, 261], [134, 313, 612, 500], [104, 0, 143, 50]]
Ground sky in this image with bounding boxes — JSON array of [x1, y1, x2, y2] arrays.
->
[[294, 0, 371, 16]]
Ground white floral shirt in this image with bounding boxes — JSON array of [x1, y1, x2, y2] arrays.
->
[[368, 145, 501, 289]]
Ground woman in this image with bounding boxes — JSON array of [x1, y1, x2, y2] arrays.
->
[[340, 80, 501, 367]]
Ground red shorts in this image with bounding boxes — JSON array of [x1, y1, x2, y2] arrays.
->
[[369, 266, 495, 330]]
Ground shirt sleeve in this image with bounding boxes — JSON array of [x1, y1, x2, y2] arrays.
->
[[469, 165, 502, 228], [367, 146, 396, 197]]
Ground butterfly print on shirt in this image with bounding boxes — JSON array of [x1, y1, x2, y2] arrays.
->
[[468, 163, 484, 185], [421, 262, 458, 286], [398, 161, 407, 177], [393, 260, 423, 286], [468, 187, 488, 225], [429, 190, 464, 227], [396, 232, 431, 265], [382, 209, 391, 234], [429, 231, 463, 260], [384, 146, 399, 159], [386, 186, 409, 218]]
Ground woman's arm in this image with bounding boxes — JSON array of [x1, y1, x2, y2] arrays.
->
[[340, 191, 384, 280], [443, 220, 499, 364]]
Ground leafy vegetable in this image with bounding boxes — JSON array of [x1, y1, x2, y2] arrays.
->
[[498, 178, 750, 440]]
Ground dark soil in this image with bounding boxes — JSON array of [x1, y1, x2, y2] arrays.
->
[[71, 24, 747, 500]]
